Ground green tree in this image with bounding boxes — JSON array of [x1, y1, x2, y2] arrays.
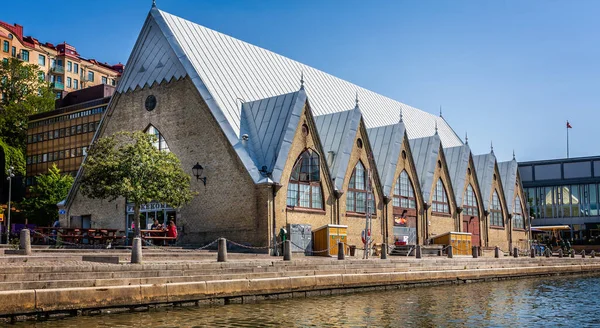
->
[[0, 58, 55, 150], [80, 131, 194, 239], [21, 164, 73, 225]]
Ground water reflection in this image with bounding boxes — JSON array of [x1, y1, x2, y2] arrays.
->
[[17, 275, 600, 327]]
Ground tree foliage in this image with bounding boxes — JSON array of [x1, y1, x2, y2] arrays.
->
[[21, 164, 73, 225], [80, 131, 194, 237], [0, 58, 55, 150], [0, 137, 25, 176]]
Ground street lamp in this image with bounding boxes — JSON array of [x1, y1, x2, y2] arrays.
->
[[192, 162, 207, 186], [5, 166, 14, 244]]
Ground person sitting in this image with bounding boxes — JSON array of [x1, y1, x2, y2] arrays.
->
[[150, 219, 163, 231], [166, 220, 177, 245]]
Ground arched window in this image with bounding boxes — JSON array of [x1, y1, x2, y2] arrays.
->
[[513, 196, 524, 229], [491, 190, 504, 226], [146, 125, 170, 152], [432, 179, 449, 213], [393, 170, 416, 209], [463, 184, 478, 216], [286, 150, 322, 209], [347, 161, 375, 213]]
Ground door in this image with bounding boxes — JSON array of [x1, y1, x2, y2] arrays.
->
[[463, 215, 481, 247]]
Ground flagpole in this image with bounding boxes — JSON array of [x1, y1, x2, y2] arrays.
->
[[567, 121, 570, 158]]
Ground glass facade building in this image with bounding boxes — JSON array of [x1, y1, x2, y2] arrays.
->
[[519, 156, 600, 242]]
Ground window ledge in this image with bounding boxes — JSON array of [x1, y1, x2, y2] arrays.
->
[[286, 206, 326, 215], [512, 228, 527, 232], [431, 212, 452, 218], [346, 212, 377, 218], [490, 226, 505, 230]]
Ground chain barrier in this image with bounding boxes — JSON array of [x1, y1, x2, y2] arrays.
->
[[290, 240, 339, 254], [141, 238, 220, 252], [227, 239, 283, 250]]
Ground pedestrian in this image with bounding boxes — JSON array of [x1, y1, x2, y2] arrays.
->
[[166, 220, 177, 245]]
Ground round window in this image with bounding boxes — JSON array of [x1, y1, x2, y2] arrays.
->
[[145, 95, 157, 111], [301, 124, 309, 136]]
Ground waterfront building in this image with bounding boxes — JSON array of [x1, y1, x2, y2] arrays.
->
[[63, 4, 528, 252], [519, 156, 600, 243], [25, 85, 114, 186], [0, 20, 123, 98]]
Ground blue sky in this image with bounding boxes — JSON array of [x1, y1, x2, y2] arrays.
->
[[3, 0, 599, 162]]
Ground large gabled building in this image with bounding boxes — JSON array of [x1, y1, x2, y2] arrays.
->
[[62, 4, 528, 253]]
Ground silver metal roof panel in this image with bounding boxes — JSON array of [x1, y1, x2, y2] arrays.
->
[[367, 122, 406, 197], [497, 159, 518, 212], [443, 144, 471, 207], [409, 135, 441, 203], [473, 152, 497, 210]]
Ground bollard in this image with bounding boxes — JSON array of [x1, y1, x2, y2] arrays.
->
[[513, 247, 519, 258], [570, 249, 575, 258], [415, 245, 422, 259], [545, 248, 550, 258], [283, 240, 292, 261], [20, 229, 32, 256], [338, 242, 345, 260], [381, 243, 388, 260], [558, 249, 563, 258], [472, 246, 478, 258], [582, 251, 586, 258], [591, 250, 596, 258], [131, 237, 143, 264], [217, 238, 227, 262], [530, 247, 535, 258], [495, 246, 500, 258], [447, 245, 453, 259]]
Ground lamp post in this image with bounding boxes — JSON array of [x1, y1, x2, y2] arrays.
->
[[5, 166, 14, 244], [192, 162, 207, 186]]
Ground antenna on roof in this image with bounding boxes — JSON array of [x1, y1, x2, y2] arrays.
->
[[399, 108, 403, 123], [439, 105, 443, 117], [300, 70, 304, 90], [355, 91, 359, 108], [434, 120, 438, 135], [465, 131, 468, 145]]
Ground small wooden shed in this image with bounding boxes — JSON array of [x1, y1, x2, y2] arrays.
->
[[312, 224, 348, 257], [432, 232, 472, 256]]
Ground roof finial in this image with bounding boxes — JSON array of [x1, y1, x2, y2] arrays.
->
[[355, 91, 359, 108], [439, 105, 443, 117], [465, 131, 468, 144], [434, 119, 438, 135], [490, 140, 494, 153], [299, 70, 305, 90], [152, 0, 156, 7], [513, 149, 516, 160], [399, 108, 403, 123]]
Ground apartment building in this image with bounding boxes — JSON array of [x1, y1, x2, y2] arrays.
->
[[0, 20, 123, 98]]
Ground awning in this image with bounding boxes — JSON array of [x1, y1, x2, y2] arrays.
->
[[531, 225, 571, 231]]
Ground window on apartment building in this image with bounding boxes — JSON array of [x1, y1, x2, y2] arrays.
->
[[65, 149, 70, 158], [88, 71, 94, 82], [102, 76, 107, 84], [74, 79, 78, 90], [67, 77, 72, 88], [55, 92, 61, 99], [432, 179, 450, 214], [38, 71, 45, 81], [286, 149, 323, 209], [73, 63, 79, 73], [76, 124, 82, 134], [393, 170, 416, 209], [2, 58, 7, 65], [513, 196, 525, 229], [463, 184, 479, 216], [11, 46, 16, 57], [2, 41, 8, 52], [38, 54, 45, 66], [347, 161, 375, 214], [50, 58, 55, 68], [67, 61, 72, 72], [82, 123, 88, 133], [57, 59, 63, 68], [111, 79, 116, 86], [56, 76, 63, 83], [491, 190, 504, 227], [21, 50, 29, 62]]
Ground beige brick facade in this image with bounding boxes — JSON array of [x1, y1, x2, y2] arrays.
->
[[457, 156, 487, 247], [425, 147, 458, 240], [484, 164, 510, 251], [511, 172, 530, 251]]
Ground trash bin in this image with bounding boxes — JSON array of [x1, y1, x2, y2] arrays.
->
[[349, 245, 356, 256]]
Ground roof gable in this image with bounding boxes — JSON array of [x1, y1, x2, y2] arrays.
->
[[239, 89, 306, 183], [473, 152, 497, 210], [314, 106, 362, 191], [498, 159, 519, 212], [443, 144, 471, 207], [409, 135, 441, 202], [150, 8, 462, 147], [367, 122, 406, 197]]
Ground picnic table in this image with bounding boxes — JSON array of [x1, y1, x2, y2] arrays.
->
[[32, 227, 124, 245], [140, 229, 176, 245]]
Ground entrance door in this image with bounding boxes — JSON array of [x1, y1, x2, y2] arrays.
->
[[463, 215, 480, 247], [393, 207, 417, 245]]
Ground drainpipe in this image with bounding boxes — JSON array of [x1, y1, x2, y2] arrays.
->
[[383, 196, 391, 244], [456, 207, 463, 232], [423, 202, 430, 245], [270, 183, 281, 256], [483, 210, 490, 247], [508, 213, 513, 252], [335, 190, 343, 225]]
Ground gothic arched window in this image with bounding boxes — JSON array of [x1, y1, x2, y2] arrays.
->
[[393, 170, 416, 209], [286, 149, 323, 209], [491, 190, 504, 226], [146, 125, 170, 152], [463, 184, 478, 216], [432, 179, 450, 213], [513, 196, 524, 229], [347, 161, 375, 213]]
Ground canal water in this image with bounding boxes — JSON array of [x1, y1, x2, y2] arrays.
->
[[16, 274, 600, 327]]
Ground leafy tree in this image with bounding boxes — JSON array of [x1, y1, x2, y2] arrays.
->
[[80, 131, 194, 238], [21, 164, 73, 225], [0, 58, 55, 150]]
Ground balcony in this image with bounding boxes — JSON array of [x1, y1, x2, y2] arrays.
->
[[51, 65, 65, 74], [52, 82, 64, 90]]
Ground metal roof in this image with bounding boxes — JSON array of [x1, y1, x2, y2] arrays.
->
[[132, 8, 463, 147], [239, 89, 305, 184], [367, 122, 406, 197], [443, 144, 471, 207], [314, 106, 362, 191], [409, 135, 441, 203], [473, 152, 497, 210], [498, 159, 518, 212]]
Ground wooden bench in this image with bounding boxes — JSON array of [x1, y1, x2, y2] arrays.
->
[[143, 236, 176, 246]]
